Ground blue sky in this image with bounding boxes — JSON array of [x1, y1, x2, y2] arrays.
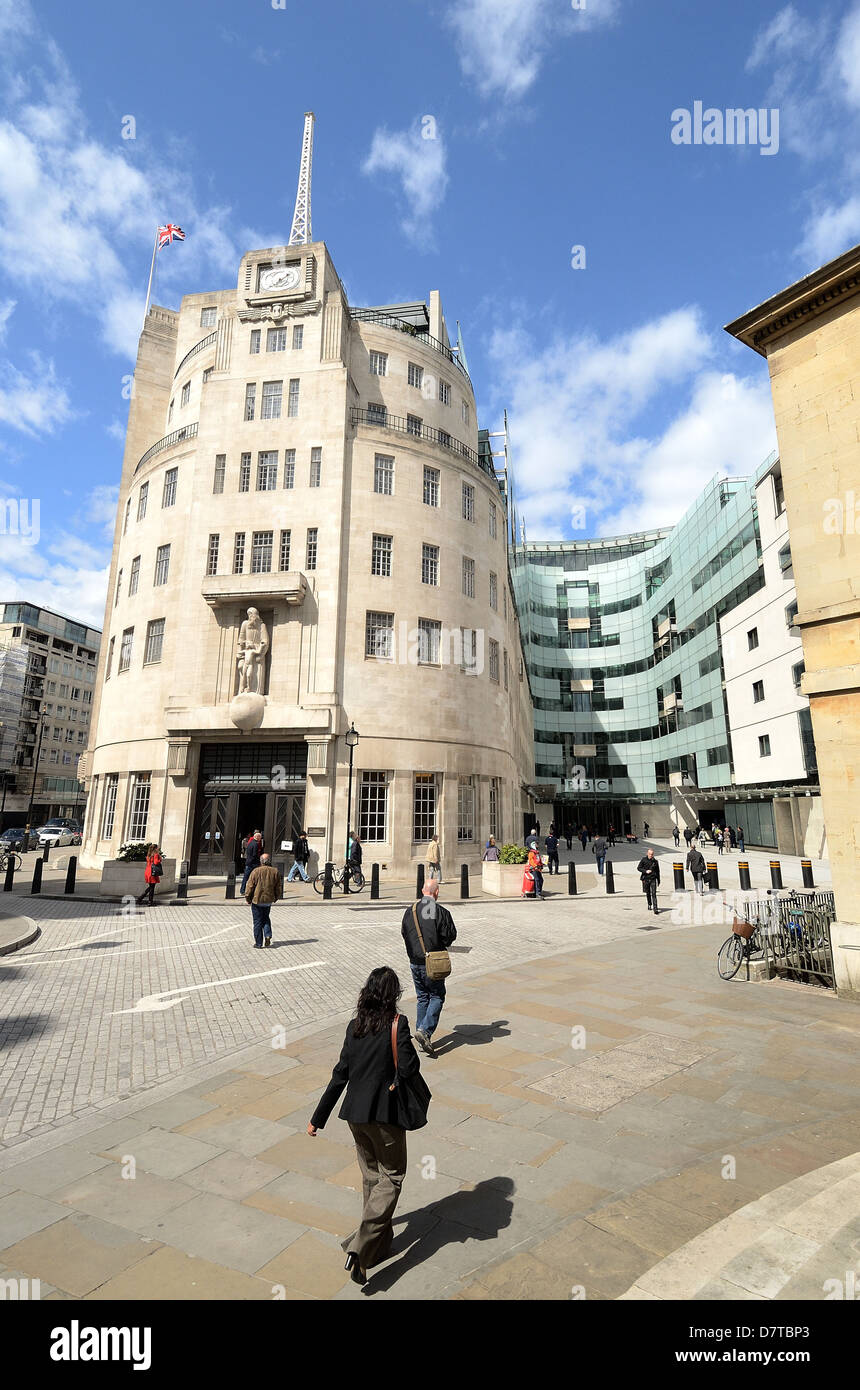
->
[[1, 0, 859, 627]]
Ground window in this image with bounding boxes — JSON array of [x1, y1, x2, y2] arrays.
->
[[439, 429, 451, 448], [374, 454, 394, 495], [489, 638, 499, 682], [439, 379, 451, 406], [365, 611, 394, 660], [792, 660, 805, 692], [180, 381, 190, 407], [267, 327, 287, 352], [368, 402, 387, 425], [785, 600, 798, 631], [759, 734, 771, 758], [489, 572, 498, 610], [123, 498, 131, 535], [423, 466, 440, 507], [239, 453, 251, 492], [114, 569, 123, 607], [168, 399, 174, 425], [154, 544, 170, 586], [422, 544, 439, 586], [129, 556, 140, 596], [162, 467, 178, 507], [251, 530, 273, 574], [408, 362, 423, 389], [462, 400, 470, 425], [406, 413, 422, 436], [261, 380, 282, 419], [310, 447, 321, 487], [457, 776, 475, 841], [417, 618, 441, 665], [119, 628, 134, 673], [369, 350, 388, 376], [359, 771, 389, 842], [292, 324, 303, 350], [462, 483, 475, 522], [201, 306, 217, 327], [461, 627, 478, 674], [278, 529, 291, 571], [747, 628, 759, 651], [213, 455, 226, 494], [144, 618, 165, 665], [233, 532, 246, 574], [250, 329, 261, 355], [101, 773, 118, 838], [752, 679, 764, 704], [778, 542, 793, 573], [244, 383, 256, 421], [105, 637, 114, 680], [462, 556, 475, 598], [288, 378, 300, 417], [503, 649, 509, 690], [371, 534, 392, 577], [257, 450, 278, 490], [306, 528, 318, 570], [489, 777, 499, 839], [127, 773, 151, 841], [206, 534, 219, 576], [283, 449, 296, 488], [413, 774, 437, 841], [137, 483, 148, 521]]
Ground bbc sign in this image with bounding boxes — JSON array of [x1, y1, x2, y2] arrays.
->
[[564, 777, 612, 792]]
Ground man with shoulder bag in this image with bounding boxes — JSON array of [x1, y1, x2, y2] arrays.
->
[[401, 879, 457, 1058]]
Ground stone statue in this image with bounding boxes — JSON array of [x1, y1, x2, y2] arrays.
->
[[237, 607, 269, 695]]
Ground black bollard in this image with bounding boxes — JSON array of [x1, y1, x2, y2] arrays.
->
[[416, 864, 425, 901], [707, 861, 719, 891], [605, 860, 615, 894], [42, 842, 50, 863], [738, 860, 751, 891], [568, 861, 577, 895], [370, 863, 380, 899], [460, 863, 469, 899], [323, 861, 333, 900], [801, 859, 815, 889], [3, 856, 14, 892], [673, 862, 685, 891], [31, 858, 42, 894], [64, 855, 77, 895], [770, 860, 783, 890], [175, 859, 188, 906], [225, 861, 237, 900]]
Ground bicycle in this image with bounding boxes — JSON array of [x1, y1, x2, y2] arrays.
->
[[312, 862, 366, 894], [717, 920, 765, 980], [0, 850, 23, 874]]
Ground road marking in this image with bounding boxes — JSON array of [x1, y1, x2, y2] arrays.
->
[[20, 922, 243, 964], [113, 959, 328, 1014]]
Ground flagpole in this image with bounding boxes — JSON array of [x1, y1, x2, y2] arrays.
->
[[141, 227, 159, 335]]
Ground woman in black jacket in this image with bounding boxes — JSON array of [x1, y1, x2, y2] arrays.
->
[[307, 966, 422, 1285]]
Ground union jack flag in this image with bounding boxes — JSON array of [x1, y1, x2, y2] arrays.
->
[[157, 224, 186, 249]]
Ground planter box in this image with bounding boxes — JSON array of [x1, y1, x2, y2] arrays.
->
[[482, 861, 530, 897], [99, 859, 177, 899]]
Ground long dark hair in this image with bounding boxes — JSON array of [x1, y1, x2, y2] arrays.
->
[[353, 966, 402, 1037]]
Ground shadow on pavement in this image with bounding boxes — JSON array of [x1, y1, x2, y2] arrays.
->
[[363, 1178, 516, 1294], [0, 1012, 52, 1049], [432, 1021, 511, 1056]]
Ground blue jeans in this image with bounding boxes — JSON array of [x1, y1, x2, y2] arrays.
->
[[241, 863, 258, 893], [287, 862, 309, 882], [251, 903, 272, 946], [410, 962, 446, 1039], [595, 853, 606, 875]]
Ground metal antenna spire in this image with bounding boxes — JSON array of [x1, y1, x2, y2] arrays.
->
[[289, 112, 315, 246]]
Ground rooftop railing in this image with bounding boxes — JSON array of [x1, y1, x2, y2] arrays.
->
[[173, 332, 217, 380], [350, 407, 496, 478], [349, 309, 472, 388], [135, 422, 198, 475]]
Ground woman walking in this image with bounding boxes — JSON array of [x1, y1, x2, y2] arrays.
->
[[482, 837, 500, 862], [308, 967, 426, 1286], [137, 844, 163, 905]]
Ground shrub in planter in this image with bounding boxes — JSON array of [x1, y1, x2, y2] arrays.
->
[[116, 842, 156, 863], [499, 843, 528, 865]]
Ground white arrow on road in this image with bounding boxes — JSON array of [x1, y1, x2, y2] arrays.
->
[[113, 959, 327, 1014]]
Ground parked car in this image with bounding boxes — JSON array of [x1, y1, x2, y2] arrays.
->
[[36, 819, 77, 848], [0, 827, 39, 853]]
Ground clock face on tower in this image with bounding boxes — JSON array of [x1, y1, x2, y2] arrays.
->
[[258, 263, 301, 292]]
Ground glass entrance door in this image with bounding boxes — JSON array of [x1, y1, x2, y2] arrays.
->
[[196, 795, 230, 873]]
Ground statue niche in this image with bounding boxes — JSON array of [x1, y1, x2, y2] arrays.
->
[[236, 607, 270, 696]]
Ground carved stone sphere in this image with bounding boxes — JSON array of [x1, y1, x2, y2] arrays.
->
[[230, 692, 266, 731]]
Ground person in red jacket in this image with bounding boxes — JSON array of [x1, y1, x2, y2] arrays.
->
[[138, 845, 163, 906]]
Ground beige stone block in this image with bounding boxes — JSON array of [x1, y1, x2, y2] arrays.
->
[[83, 1244, 274, 1300], [256, 1230, 349, 1297]]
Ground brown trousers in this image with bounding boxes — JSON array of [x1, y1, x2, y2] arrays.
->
[[343, 1121, 407, 1269]]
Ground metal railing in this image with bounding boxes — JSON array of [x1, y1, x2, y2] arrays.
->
[[349, 309, 472, 387], [740, 889, 836, 988], [173, 332, 217, 379], [351, 407, 496, 478], [135, 422, 198, 475]]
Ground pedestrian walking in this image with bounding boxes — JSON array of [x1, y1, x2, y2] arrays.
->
[[137, 844, 163, 905], [737, 826, 745, 853], [286, 830, 311, 883], [348, 831, 363, 884], [722, 826, 731, 855], [683, 826, 693, 848], [580, 827, 588, 852], [591, 833, 607, 875], [240, 829, 262, 893], [402, 880, 457, 1056], [545, 831, 559, 875], [244, 852, 282, 948], [636, 848, 661, 914], [673, 825, 680, 847], [699, 829, 708, 850], [607, 824, 616, 847], [426, 833, 441, 882], [686, 845, 706, 895], [728, 825, 736, 849], [565, 822, 573, 851], [643, 821, 650, 839], [307, 966, 429, 1286], [717, 828, 724, 854], [482, 836, 500, 862]]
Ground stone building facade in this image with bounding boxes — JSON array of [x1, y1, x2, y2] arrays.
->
[[80, 240, 534, 879]]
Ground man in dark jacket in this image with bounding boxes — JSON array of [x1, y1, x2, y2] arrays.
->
[[545, 831, 559, 875], [636, 848, 661, 914], [686, 844, 707, 895], [240, 829, 262, 893], [591, 834, 608, 875], [683, 826, 693, 848], [286, 830, 310, 883], [402, 880, 457, 1058], [245, 853, 282, 947]]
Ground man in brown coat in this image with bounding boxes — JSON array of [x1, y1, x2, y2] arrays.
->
[[245, 852, 283, 948]]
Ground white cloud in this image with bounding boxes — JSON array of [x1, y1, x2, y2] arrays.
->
[[0, 352, 74, 434], [78, 483, 119, 539], [446, 0, 618, 100], [363, 122, 449, 246], [0, 532, 108, 630], [0, 297, 13, 340], [837, 5, 860, 107], [798, 195, 860, 266]]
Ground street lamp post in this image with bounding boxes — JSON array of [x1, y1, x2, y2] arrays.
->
[[25, 705, 48, 836], [344, 723, 359, 886]]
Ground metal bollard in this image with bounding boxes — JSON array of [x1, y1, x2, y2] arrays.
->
[[31, 858, 42, 895], [738, 860, 751, 891], [801, 859, 815, 889], [225, 861, 237, 900], [42, 842, 50, 862], [460, 863, 469, 899], [323, 861, 333, 900], [370, 863, 380, 899], [568, 861, 577, 895], [605, 860, 615, 894], [770, 860, 783, 890], [64, 855, 77, 895], [175, 859, 188, 906], [707, 861, 719, 891], [3, 857, 14, 892], [416, 864, 425, 900], [673, 862, 685, 891]]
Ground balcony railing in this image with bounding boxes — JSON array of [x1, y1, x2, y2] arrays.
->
[[350, 407, 495, 478], [135, 422, 198, 475], [174, 331, 217, 380], [349, 309, 472, 388]]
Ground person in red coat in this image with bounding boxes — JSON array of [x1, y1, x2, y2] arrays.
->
[[138, 845, 163, 906]]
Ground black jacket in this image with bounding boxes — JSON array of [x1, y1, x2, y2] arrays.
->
[[686, 849, 706, 876], [293, 835, 309, 864], [310, 1014, 421, 1129], [244, 838, 261, 869], [636, 855, 660, 884], [401, 897, 457, 966], [349, 840, 363, 865]]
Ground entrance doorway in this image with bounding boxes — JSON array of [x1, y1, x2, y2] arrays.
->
[[236, 792, 268, 871], [190, 741, 309, 875]]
